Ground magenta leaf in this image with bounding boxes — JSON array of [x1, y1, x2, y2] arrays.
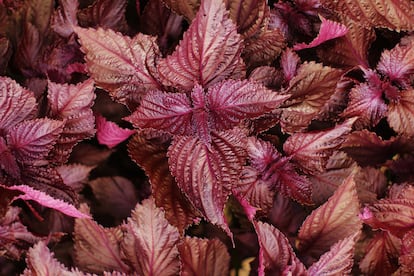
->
[[284, 118, 355, 173], [308, 232, 359, 276], [121, 198, 180, 276], [1, 184, 89, 219], [297, 174, 362, 265], [179, 237, 230, 276], [74, 205, 129, 273], [75, 27, 161, 106], [168, 129, 246, 236], [157, 0, 245, 91], [281, 48, 300, 82], [294, 16, 348, 51], [254, 221, 307, 276], [126, 90, 193, 136], [0, 77, 37, 132], [95, 114, 135, 148], [6, 118, 64, 164]]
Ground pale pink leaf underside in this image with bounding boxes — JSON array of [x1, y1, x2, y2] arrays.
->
[[157, 0, 245, 91], [294, 16, 348, 50], [1, 184, 90, 219], [121, 198, 180, 276], [96, 114, 135, 148]]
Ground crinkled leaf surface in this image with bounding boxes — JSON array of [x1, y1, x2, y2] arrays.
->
[[95, 114, 134, 148], [297, 174, 361, 265], [128, 133, 200, 234], [388, 88, 414, 136], [359, 231, 401, 275], [179, 237, 230, 276], [7, 119, 64, 164], [280, 62, 343, 133], [308, 232, 359, 276], [0, 77, 37, 132], [320, 0, 414, 31], [284, 118, 355, 173], [400, 228, 414, 272], [294, 16, 348, 50], [254, 221, 307, 276], [74, 205, 129, 273], [76, 27, 161, 106], [157, 0, 245, 91], [121, 198, 180, 276], [168, 129, 246, 236]]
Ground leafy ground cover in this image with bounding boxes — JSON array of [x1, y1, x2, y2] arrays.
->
[[1, 0, 414, 275]]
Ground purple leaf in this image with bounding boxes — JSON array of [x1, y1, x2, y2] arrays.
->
[[294, 16, 348, 50], [0, 77, 37, 132], [281, 48, 300, 82], [56, 163, 93, 192], [179, 237, 230, 276], [1, 184, 89, 219], [74, 205, 129, 273], [254, 221, 307, 276], [387, 88, 414, 136], [51, 0, 79, 37], [6, 118, 64, 164], [297, 174, 362, 265], [75, 27, 161, 106], [168, 129, 246, 237], [121, 198, 180, 276], [96, 114, 135, 148], [284, 118, 355, 173], [308, 232, 359, 276], [157, 0, 245, 91]]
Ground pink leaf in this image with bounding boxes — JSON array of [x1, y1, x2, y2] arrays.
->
[[6, 118, 64, 164], [168, 129, 246, 237], [342, 83, 387, 128], [121, 198, 180, 276], [297, 173, 362, 265], [74, 205, 129, 273], [359, 231, 401, 275], [157, 0, 245, 91], [23, 241, 77, 275], [75, 27, 161, 106], [47, 79, 96, 162], [377, 36, 414, 87], [51, 0, 79, 37], [254, 221, 307, 276], [1, 184, 89, 219], [387, 88, 414, 136], [207, 80, 289, 131], [56, 163, 94, 191], [400, 228, 414, 272], [126, 90, 193, 136], [0, 77, 37, 131], [96, 114, 135, 148], [179, 237, 230, 276], [284, 118, 355, 173], [308, 232, 359, 276], [281, 48, 300, 82], [294, 16, 348, 50]]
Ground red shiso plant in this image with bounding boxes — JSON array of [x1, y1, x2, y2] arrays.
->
[[1, 0, 414, 274]]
